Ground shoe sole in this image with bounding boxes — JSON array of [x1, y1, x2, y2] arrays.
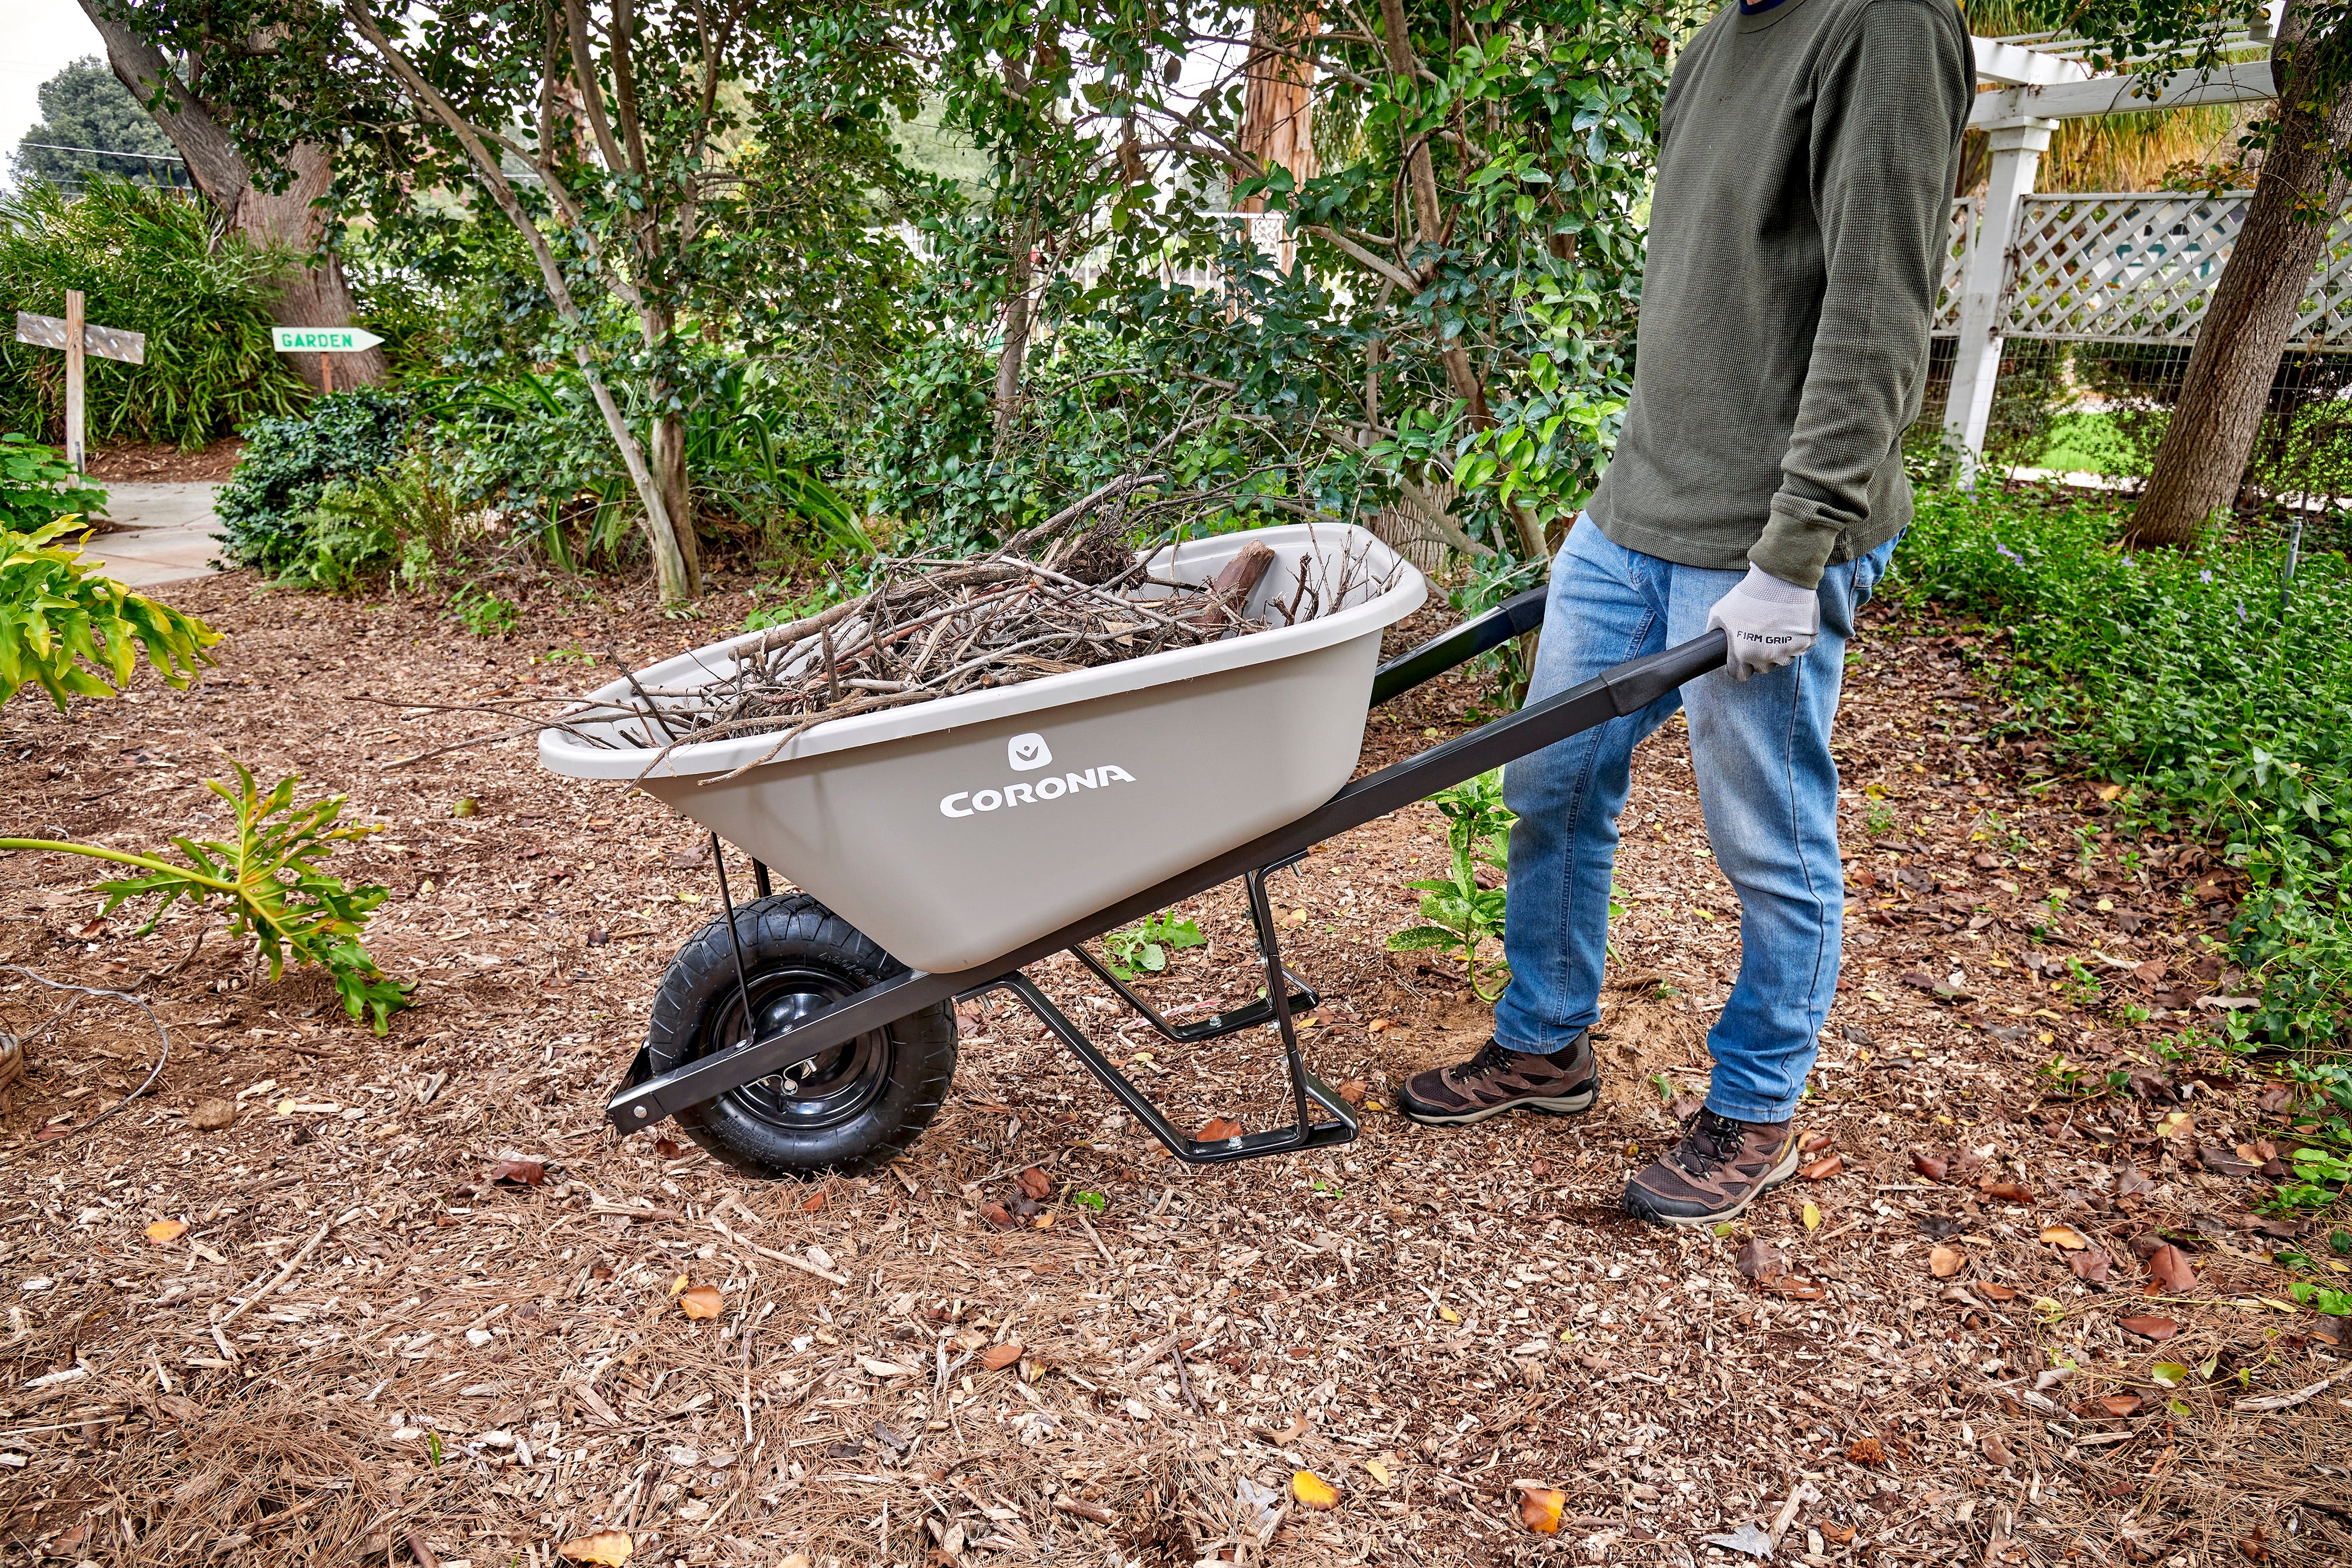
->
[[1622, 1141, 1803, 1228], [1398, 1079, 1599, 1127]]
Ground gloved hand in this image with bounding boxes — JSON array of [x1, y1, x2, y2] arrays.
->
[[1706, 563, 1820, 681]]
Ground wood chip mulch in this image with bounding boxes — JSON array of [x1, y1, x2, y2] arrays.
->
[[0, 564, 2344, 1568]]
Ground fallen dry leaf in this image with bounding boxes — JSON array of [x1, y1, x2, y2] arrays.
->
[[183, 1098, 235, 1131], [1979, 1281, 2020, 1301], [1291, 1470, 1340, 1510], [980, 1202, 1015, 1232], [653, 1136, 683, 1159], [1821, 1522, 1856, 1546], [1980, 1432, 2013, 1469], [677, 1285, 723, 1321], [1518, 1487, 1567, 1534], [799, 1190, 826, 1213], [2101, 1394, 2143, 1417], [1930, 1244, 1966, 1279], [1015, 1168, 1051, 1202], [1364, 1459, 1392, 1487], [2120, 1315, 2178, 1341], [2040, 1223, 2090, 1250], [1196, 1116, 1245, 1141], [143, 1219, 187, 1245], [1799, 1154, 1843, 1181], [2146, 1244, 2200, 1293], [1799, 1130, 1834, 1154], [1735, 1239, 1786, 1282], [981, 1343, 1023, 1371], [1337, 1079, 1367, 1107], [487, 1158, 546, 1185], [1846, 1436, 1885, 1467], [2068, 1249, 2111, 1283], [1766, 1276, 1828, 1300], [780, 1557, 810, 1568], [558, 1532, 632, 1566], [1912, 1153, 1950, 1182], [1982, 1181, 2036, 1203]]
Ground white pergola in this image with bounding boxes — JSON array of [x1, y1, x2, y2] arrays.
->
[[1947, 5, 2287, 482]]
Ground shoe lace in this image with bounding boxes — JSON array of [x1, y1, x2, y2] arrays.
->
[[1455, 1037, 1516, 1082], [1669, 1110, 1745, 1178]]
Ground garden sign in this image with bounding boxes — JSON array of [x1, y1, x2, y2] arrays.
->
[[16, 290, 145, 474], [270, 326, 384, 394]]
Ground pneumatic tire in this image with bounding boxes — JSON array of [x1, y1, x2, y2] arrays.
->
[[643, 893, 957, 1180]]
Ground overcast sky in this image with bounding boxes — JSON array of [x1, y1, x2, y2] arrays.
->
[[2, 0, 108, 184]]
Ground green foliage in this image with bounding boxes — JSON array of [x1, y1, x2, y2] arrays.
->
[[1, 514, 218, 711], [272, 451, 473, 594], [9, 55, 183, 191], [0, 176, 308, 450], [0, 758, 407, 1034], [216, 387, 414, 571], [449, 584, 520, 637], [0, 432, 106, 534], [1103, 912, 1206, 980], [2289, 1279, 2352, 1316], [1388, 768, 1516, 1001], [1892, 485, 2350, 1204]]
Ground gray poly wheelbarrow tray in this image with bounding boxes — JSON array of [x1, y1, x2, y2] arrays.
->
[[540, 523, 1728, 1169]]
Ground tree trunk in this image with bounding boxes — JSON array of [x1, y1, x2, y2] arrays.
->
[[1240, 4, 1318, 273], [81, 5, 387, 392], [648, 409, 702, 596], [1374, 0, 1488, 426], [2127, 15, 2352, 548], [993, 54, 1037, 447]]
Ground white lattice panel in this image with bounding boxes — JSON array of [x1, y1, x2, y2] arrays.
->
[[1931, 198, 1973, 336], [1999, 192, 2352, 352]]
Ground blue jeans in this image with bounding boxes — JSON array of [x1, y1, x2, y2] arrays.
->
[[1492, 517, 1897, 1122]]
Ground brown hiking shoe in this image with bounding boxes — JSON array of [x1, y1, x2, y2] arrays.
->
[[1398, 1032, 1598, 1127], [1623, 1109, 1800, 1226]]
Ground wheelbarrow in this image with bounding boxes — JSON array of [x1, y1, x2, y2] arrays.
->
[[538, 523, 1728, 1178]]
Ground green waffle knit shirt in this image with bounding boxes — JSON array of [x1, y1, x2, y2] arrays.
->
[[1586, 0, 1975, 587]]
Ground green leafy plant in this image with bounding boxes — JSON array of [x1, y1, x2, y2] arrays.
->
[[2288, 1281, 2352, 1316], [1072, 1189, 1106, 1212], [0, 432, 105, 533], [0, 757, 409, 1033], [1104, 911, 1205, 980], [449, 585, 520, 638], [1388, 769, 1515, 1002], [216, 387, 413, 571], [2, 516, 218, 709]]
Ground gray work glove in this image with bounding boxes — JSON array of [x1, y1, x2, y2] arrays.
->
[[1706, 563, 1820, 681]]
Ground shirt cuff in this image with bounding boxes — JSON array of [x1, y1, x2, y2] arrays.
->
[[1749, 492, 1847, 589]]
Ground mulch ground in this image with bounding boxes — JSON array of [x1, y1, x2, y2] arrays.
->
[[81, 439, 246, 487], [1, 560, 2346, 1568]]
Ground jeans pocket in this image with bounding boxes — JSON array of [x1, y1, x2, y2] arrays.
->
[[1851, 530, 1903, 611]]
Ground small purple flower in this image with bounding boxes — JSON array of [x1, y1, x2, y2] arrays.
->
[[1996, 543, 2022, 564], [2237, 600, 2248, 623], [2200, 569, 2213, 584]]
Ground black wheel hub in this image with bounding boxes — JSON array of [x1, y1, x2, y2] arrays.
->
[[703, 965, 891, 1132]]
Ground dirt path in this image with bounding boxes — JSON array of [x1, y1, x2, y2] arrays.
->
[[1, 569, 2344, 1568]]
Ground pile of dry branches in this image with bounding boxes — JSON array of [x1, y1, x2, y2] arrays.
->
[[567, 484, 1392, 773]]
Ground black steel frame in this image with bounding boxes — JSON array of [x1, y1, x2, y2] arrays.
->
[[617, 588, 1725, 1165]]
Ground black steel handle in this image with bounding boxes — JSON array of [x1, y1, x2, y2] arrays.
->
[[1370, 585, 1549, 706]]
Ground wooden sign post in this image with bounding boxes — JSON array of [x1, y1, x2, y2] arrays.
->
[[269, 326, 385, 396], [14, 290, 147, 473]]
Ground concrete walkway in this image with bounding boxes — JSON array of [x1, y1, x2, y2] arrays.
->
[[75, 482, 226, 589]]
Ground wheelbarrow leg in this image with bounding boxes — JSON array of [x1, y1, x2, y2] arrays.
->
[[970, 861, 1359, 1166]]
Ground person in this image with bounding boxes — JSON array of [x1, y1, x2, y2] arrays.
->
[[1398, 0, 1975, 1226]]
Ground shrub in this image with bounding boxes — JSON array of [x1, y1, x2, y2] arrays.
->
[[272, 451, 473, 594], [216, 386, 413, 570], [0, 431, 105, 534], [0, 175, 308, 449]]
